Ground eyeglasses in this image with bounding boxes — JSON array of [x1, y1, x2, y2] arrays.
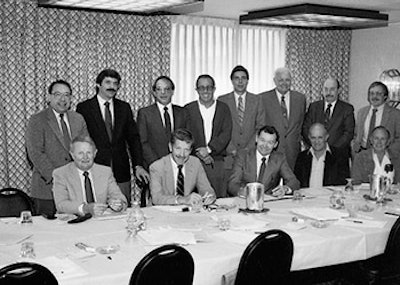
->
[[196, 86, 215, 92], [155, 87, 173, 93], [52, 92, 72, 98]]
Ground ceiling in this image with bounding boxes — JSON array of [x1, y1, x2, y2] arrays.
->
[[192, 0, 400, 25]]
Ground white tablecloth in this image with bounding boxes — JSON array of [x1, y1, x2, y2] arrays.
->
[[0, 187, 398, 285]]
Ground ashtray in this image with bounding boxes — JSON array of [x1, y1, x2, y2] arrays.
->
[[239, 208, 269, 214], [310, 220, 329, 228], [96, 245, 120, 254], [359, 204, 375, 212]]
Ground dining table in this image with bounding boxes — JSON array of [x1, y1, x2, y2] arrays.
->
[[0, 185, 399, 285]]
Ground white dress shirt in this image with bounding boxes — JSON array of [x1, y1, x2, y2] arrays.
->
[[276, 90, 290, 118], [373, 152, 393, 179], [170, 156, 185, 195], [234, 91, 247, 110], [198, 100, 217, 149], [362, 104, 384, 147], [309, 146, 331, 188], [256, 150, 270, 178], [97, 95, 114, 126], [77, 167, 97, 215], [324, 100, 337, 119], [156, 102, 174, 130], [53, 109, 71, 137]]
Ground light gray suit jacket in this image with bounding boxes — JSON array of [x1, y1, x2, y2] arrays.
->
[[150, 154, 215, 205], [259, 89, 306, 169], [25, 107, 88, 200], [52, 162, 127, 214], [354, 104, 400, 154], [218, 92, 266, 168]]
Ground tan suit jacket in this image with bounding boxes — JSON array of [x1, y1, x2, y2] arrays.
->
[[52, 162, 127, 214], [150, 155, 215, 205], [25, 107, 88, 200]]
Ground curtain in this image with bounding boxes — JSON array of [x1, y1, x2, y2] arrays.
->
[[285, 28, 352, 105], [170, 16, 287, 106], [0, 0, 170, 190]]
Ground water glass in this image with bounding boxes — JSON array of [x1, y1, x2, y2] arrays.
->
[[20, 241, 35, 258], [218, 217, 231, 231], [191, 199, 203, 213], [20, 211, 33, 224], [292, 190, 303, 202]]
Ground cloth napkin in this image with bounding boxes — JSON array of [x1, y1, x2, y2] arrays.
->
[[291, 207, 349, 221]]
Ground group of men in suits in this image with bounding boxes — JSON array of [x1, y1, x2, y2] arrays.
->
[[26, 64, 400, 213]]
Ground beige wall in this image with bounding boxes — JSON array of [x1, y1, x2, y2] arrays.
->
[[349, 23, 400, 115]]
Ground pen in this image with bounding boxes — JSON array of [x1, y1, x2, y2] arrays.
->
[[385, 212, 400, 216], [346, 219, 363, 224]]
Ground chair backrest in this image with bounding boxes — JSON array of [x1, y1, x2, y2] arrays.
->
[[0, 188, 35, 217], [234, 229, 294, 285], [129, 244, 194, 285], [0, 262, 58, 284], [384, 216, 400, 272]]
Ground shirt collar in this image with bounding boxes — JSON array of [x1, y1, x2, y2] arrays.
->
[[156, 102, 172, 112], [370, 104, 385, 112], [276, 89, 290, 98], [308, 144, 331, 156], [97, 95, 113, 106]]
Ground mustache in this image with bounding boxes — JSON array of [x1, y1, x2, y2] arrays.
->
[[106, 88, 117, 92]]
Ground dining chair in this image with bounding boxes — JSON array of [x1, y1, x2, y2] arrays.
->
[[129, 244, 194, 285], [0, 188, 35, 217], [0, 262, 58, 284], [234, 229, 293, 285]]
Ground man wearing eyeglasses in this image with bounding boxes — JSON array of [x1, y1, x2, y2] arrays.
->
[[185, 74, 232, 197], [25, 80, 88, 215], [137, 76, 188, 169]]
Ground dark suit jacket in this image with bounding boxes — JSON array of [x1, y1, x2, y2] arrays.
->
[[76, 96, 143, 183], [294, 146, 348, 188], [52, 162, 127, 214], [137, 104, 188, 169], [218, 92, 265, 154], [150, 155, 215, 205], [354, 104, 400, 154], [184, 100, 232, 160], [259, 89, 306, 169], [303, 99, 355, 150], [228, 149, 300, 196], [25, 107, 88, 200], [351, 149, 400, 184]]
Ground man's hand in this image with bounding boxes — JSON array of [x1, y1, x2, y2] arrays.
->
[[84, 203, 108, 216], [195, 147, 209, 158], [135, 165, 150, 184], [271, 185, 292, 197], [178, 193, 202, 205], [108, 199, 127, 212], [202, 192, 215, 205]]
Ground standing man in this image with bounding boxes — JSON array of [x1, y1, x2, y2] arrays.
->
[[259, 67, 306, 170], [294, 123, 348, 188], [228, 125, 300, 196], [185, 74, 232, 197], [353, 81, 400, 154], [76, 69, 149, 204], [137, 76, 188, 169], [150, 129, 216, 205], [26, 80, 88, 215], [303, 77, 355, 174], [218, 65, 265, 183]]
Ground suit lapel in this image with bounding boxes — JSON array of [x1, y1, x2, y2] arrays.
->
[[47, 108, 68, 151], [226, 93, 241, 127], [249, 151, 258, 182], [165, 156, 175, 195], [323, 150, 335, 184], [328, 101, 342, 130], [381, 104, 390, 126], [288, 91, 298, 127], [69, 164, 85, 202], [262, 153, 277, 186], [90, 97, 109, 141], [303, 152, 312, 185], [184, 157, 195, 194]]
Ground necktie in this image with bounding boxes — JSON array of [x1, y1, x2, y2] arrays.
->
[[176, 165, 184, 196], [280, 95, 288, 128], [367, 108, 378, 147], [104, 102, 112, 142], [164, 106, 172, 140], [59, 113, 71, 149], [257, 157, 266, 183], [325, 103, 332, 127], [83, 171, 95, 203], [237, 95, 244, 127]]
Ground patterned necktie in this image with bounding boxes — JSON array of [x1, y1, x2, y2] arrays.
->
[[83, 171, 95, 203], [164, 106, 172, 140], [325, 103, 332, 127], [280, 95, 288, 127], [257, 157, 266, 183], [367, 108, 378, 147], [237, 95, 244, 127], [59, 113, 71, 148], [104, 102, 113, 142], [176, 165, 184, 196]]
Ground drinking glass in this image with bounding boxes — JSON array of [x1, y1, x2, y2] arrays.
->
[[344, 178, 354, 194], [20, 241, 35, 258]]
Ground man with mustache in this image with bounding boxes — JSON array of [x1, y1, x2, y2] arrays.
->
[[303, 76, 355, 177], [77, 69, 149, 205], [26, 80, 88, 215], [353, 81, 400, 155], [150, 128, 216, 205]]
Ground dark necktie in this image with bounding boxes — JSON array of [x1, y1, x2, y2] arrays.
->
[[176, 165, 184, 196], [257, 157, 266, 183], [237, 95, 244, 127], [367, 108, 378, 147], [104, 102, 112, 142], [59, 113, 71, 149], [280, 95, 288, 128], [83, 171, 95, 203], [325, 103, 332, 127], [164, 106, 172, 140]]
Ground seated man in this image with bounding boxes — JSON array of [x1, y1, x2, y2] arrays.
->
[[52, 135, 127, 216], [228, 125, 300, 196], [352, 126, 400, 184], [150, 128, 216, 205], [294, 123, 348, 188]]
